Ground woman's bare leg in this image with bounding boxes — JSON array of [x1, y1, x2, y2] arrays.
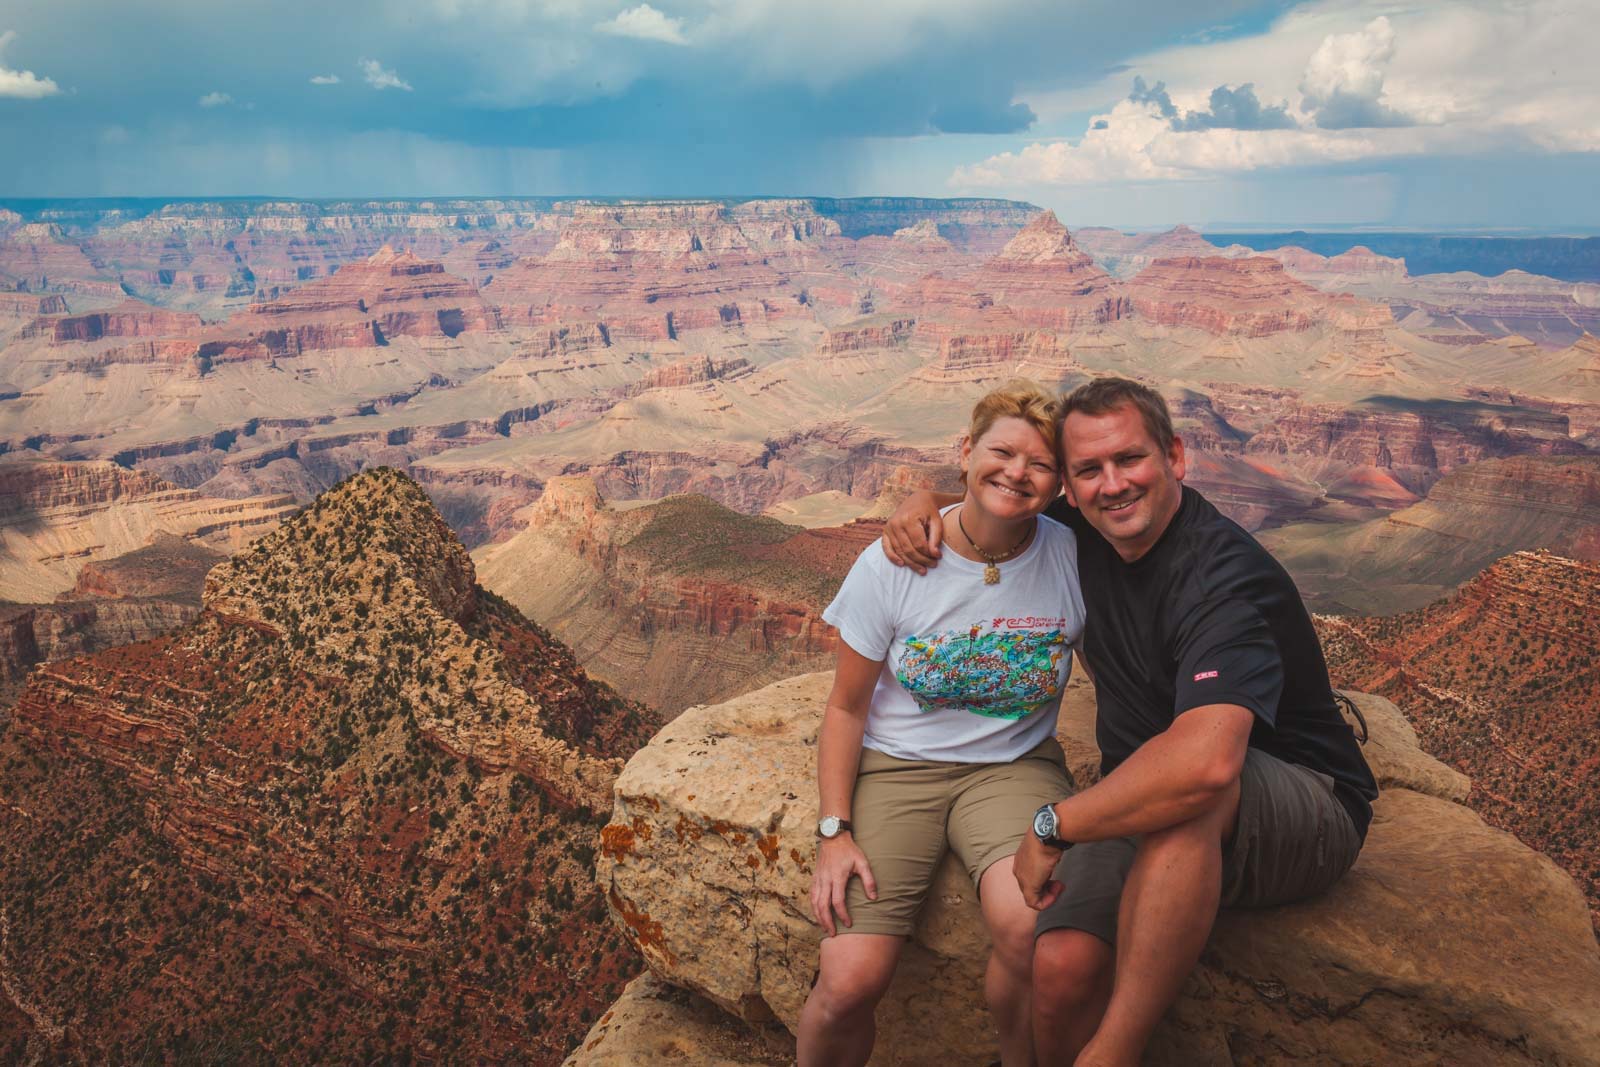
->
[[980, 855, 1041, 1066], [797, 932, 903, 1067]]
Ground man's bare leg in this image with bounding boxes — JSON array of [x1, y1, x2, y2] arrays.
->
[[1076, 779, 1240, 1067], [796, 932, 903, 1067], [1031, 929, 1113, 1065], [979, 856, 1043, 1066]]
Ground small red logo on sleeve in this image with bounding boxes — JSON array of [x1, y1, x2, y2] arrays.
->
[[1194, 670, 1219, 681]]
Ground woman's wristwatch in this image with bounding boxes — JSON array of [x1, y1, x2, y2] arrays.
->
[[1031, 802, 1073, 851], [817, 815, 853, 839]]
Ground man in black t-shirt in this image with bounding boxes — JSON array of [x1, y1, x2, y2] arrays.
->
[[885, 378, 1376, 1067]]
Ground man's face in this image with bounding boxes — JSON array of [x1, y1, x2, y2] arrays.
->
[[1061, 403, 1186, 562]]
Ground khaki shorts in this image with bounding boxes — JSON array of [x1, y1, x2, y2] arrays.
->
[[837, 736, 1075, 938], [1036, 747, 1363, 945]]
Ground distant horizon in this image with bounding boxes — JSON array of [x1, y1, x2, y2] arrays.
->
[[4, 194, 1599, 238]]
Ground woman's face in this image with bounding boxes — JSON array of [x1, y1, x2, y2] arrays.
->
[[960, 416, 1061, 523]]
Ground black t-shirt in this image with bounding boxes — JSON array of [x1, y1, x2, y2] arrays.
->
[[1045, 486, 1378, 839]]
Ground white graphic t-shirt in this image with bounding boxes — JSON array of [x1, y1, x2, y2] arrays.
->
[[822, 510, 1086, 763]]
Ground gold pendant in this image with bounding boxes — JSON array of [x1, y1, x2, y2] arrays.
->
[[984, 564, 1001, 585]]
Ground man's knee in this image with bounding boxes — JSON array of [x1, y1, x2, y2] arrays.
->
[[1032, 928, 1113, 1011]]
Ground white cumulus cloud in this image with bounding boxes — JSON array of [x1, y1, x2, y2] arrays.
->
[[954, 0, 1600, 189], [360, 58, 413, 91], [0, 30, 61, 99], [950, 96, 1398, 188], [595, 4, 689, 46], [1299, 15, 1413, 128], [310, 74, 341, 85], [198, 91, 233, 108]]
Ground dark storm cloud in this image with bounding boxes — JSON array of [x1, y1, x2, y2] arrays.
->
[[1132, 76, 1296, 132], [1303, 90, 1414, 129], [1129, 75, 1178, 119], [1170, 83, 1296, 130]]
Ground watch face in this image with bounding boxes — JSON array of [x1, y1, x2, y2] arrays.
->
[[1033, 805, 1056, 840], [819, 815, 842, 838]]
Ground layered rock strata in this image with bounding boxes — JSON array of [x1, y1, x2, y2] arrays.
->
[[0, 458, 296, 602], [583, 671, 1600, 1066], [1262, 244, 1408, 285], [911, 212, 1127, 331], [486, 203, 811, 340], [20, 299, 201, 343], [912, 328, 1079, 383], [0, 534, 221, 698], [1126, 256, 1387, 337], [0, 223, 121, 296], [1073, 224, 1252, 278]]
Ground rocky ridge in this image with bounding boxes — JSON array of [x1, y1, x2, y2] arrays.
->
[[486, 203, 809, 340], [1320, 550, 1600, 933], [0, 467, 657, 1063]]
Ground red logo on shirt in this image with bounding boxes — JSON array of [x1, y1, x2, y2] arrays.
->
[[1194, 670, 1219, 681]]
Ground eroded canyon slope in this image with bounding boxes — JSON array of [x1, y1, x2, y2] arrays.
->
[[475, 476, 877, 714], [0, 457, 298, 695], [0, 467, 657, 1064], [1319, 551, 1600, 933], [1263, 454, 1600, 614]]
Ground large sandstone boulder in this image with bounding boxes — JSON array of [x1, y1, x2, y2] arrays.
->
[[560, 972, 793, 1067], [584, 671, 1600, 1066]]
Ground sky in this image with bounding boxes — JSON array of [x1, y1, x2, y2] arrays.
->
[[2, 0, 1598, 229]]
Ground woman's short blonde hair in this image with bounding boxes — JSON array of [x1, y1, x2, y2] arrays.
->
[[966, 378, 1061, 458]]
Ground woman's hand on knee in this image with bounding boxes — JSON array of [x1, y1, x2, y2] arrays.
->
[[810, 837, 877, 937]]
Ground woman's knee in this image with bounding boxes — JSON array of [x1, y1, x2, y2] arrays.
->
[[987, 903, 1040, 973], [1032, 928, 1112, 1007], [813, 944, 899, 1017]]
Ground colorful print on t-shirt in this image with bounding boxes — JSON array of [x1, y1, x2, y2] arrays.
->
[[894, 624, 1068, 719]]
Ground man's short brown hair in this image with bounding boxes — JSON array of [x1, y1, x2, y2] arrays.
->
[[1060, 377, 1174, 454]]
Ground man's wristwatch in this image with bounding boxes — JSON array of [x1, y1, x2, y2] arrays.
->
[[817, 815, 854, 840], [1031, 803, 1072, 851]]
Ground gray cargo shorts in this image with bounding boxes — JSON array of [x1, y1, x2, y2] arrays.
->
[[1036, 747, 1363, 945]]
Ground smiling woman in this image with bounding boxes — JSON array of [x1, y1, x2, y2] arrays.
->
[[798, 378, 1086, 1067]]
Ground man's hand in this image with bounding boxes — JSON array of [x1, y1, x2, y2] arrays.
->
[[810, 835, 878, 937], [882, 490, 949, 573], [1014, 828, 1065, 911]]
